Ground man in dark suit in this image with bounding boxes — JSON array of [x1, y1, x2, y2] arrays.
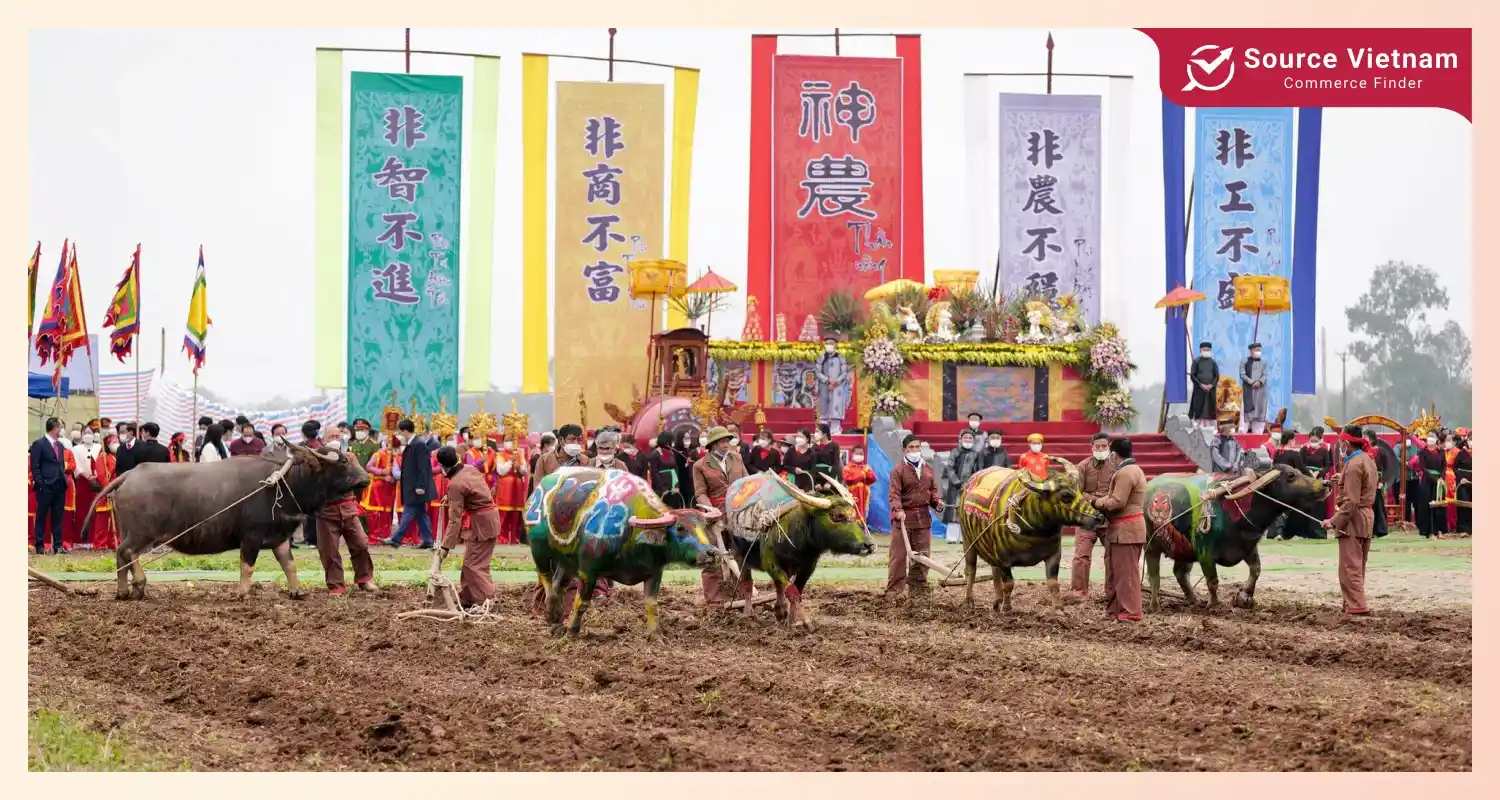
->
[[386, 418, 437, 549], [122, 422, 172, 472], [297, 420, 323, 547], [30, 417, 70, 554]]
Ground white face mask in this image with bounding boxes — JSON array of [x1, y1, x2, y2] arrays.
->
[[853, 454, 864, 463], [728, 437, 740, 447], [563, 442, 583, 457], [987, 439, 1000, 448], [502, 441, 515, 451], [698, 435, 709, 447], [1030, 443, 1043, 453], [598, 453, 615, 463], [107, 442, 118, 453], [1201, 350, 1212, 358], [794, 436, 808, 447], [275, 435, 286, 444], [824, 344, 836, 354], [905, 452, 923, 464], [355, 430, 368, 441], [758, 439, 771, 448], [968, 420, 981, 430], [242, 434, 254, 442], [1426, 437, 1438, 447], [81, 434, 94, 445], [961, 441, 974, 449], [1093, 449, 1108, 461], [1309, 439, 1323, 448]]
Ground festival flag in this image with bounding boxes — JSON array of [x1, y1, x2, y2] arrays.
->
[[182, 245, 211, 373], [26, 241, 40, 341], [58, 243, 91, 357], [104, 244, 142, 362], [33, 238, 69, 365]]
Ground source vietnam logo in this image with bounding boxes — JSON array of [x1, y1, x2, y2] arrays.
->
[[1183, 44, 1236, 92]]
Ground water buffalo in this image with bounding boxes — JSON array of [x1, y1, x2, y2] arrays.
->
[[80, 445, 370, 601], [721, 471, 875, 632], [524, 467, 723, 640], [1143, 464, 1329, 610], [955, 458, 1108, 612]]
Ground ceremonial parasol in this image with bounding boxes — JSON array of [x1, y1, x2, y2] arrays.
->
[[683, 267, 737, 336], [1154, 285, 1208, 433], [1231, 274, 1291, 343], [628, 258, 690, 415], [863, 278, 927, 301]]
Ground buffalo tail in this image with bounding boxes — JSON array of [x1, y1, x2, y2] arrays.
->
[[76, 473, 128, 544]]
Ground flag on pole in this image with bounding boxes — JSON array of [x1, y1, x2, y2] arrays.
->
[[104, 244, 142, 362], [58, 243, 91, 357], [26, 241, 40, 341], [34, 238, 69, 365], [182, 245, 211, 373]]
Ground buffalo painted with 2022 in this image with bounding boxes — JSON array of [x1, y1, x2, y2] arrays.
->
[[79, 445, 370, 601], [956, 457, 1107, 612], [525, 467, 723, 639], [1143, 464, 1329, 610], [721, 471, 875, 632]]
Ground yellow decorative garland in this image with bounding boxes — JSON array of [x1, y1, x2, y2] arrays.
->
[[706, 339, 1081, 366]]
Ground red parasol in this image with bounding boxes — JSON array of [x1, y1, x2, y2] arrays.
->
[[686, 268, 737, 295], [1154, 285, 1209, 433]]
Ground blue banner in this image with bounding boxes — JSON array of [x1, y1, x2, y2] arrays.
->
[[1292, 108, 1323, 398], [346, 72, 463, 425], [1191, 107, 1294, 425], [1161, 99, 1188, 405]]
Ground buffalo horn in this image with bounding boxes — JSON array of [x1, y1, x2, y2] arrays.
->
[[772, 471, 833, 510], [695, 504, 724, 521], [630, 513, 677, 529], [816, 472, 858, 506], [1225, 466, 1283, 501]]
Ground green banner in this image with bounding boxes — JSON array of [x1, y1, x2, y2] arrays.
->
[[347, 71, 462, 425]]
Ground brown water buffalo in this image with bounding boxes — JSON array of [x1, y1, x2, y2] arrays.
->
[[79, 444, 370, 600]]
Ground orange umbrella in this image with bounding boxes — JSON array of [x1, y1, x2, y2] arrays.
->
[[1154, 285, 1208, 433], [686, 267, 737, 295]]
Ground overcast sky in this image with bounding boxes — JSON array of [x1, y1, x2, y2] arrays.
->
[[28, 28, 1471, 403]]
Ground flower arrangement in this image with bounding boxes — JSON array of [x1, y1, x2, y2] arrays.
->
[[870, 389, 914, 421], [1077, 322, 1137, 428], [1088, 390, 1135, 429], [1088, 335, 1131, 383], [860, 336, 906, 380]]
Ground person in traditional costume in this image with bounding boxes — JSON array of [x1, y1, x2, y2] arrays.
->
[[1210, 413, 1244, 474], [1415, 430, 1448, 537], [316, 449, 378, 595], [745, 428, 782, 475], [943, 429, 984, 543], [618, 434, 648, 478], [1441, 430, 1462, 535], [782, 428, 818, 491], [361, 435, 400, 544], [1189, 342, 1220, 430], [646, 431, 686, 508], [841, 444, 877, 522], [1017, 433, 1049, 481], [1453, 428, 1472, 535], [809, 423, 841, 486], [90, 434, 121, 551], [1365, 429, 1390, 539], [1094, 436, 1148, 622], [58, 445, 78, 552], [464, 428, 500, 491], [168, 432, 190, 463], [815, 335, 850, 436], [692, 426, 748, 604], [71, 428, 101, 549], [1265, 423, 1283, 460], [1070, 433, 1119, 597], [674, 428, 705, 499], [980, 429, 1011, 469], [886, 434, 943, 596], [436, 446, 501, 609], [724, 422, 751, 465], [1239, 343, 1269, 434], [493, 436, 530, 546], [535, 424, 587, 480], [530, 432, 555, 475], [1322, 425, 1377, 615]]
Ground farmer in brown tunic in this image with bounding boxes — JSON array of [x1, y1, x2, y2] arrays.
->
[[437, 446, 501, 608], [1323, 424, 1377, 615], [887, 434, 943, 595], [1093, 436, 1147, 621], [1070, 432, 1119, 597], [692, 426, 748, 604], [315, 449, 377, 595]]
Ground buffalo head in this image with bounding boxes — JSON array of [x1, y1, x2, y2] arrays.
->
[[280, 444, 371, 514], [779, 473, 876, 557], [632, 508, 723, 568], [1017, 457, 1108, 532], [1228, 463, 1329, 523]]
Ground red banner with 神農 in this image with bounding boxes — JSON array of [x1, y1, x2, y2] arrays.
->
[[771, 55, 903, 333]]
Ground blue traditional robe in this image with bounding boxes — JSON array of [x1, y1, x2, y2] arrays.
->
[[815, 352, 850, 422]]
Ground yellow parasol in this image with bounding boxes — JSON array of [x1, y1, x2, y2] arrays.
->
[[863, 278, 927, 301], [1231, 274, 1291, 343]]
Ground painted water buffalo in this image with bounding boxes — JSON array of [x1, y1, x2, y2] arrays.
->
[[721, 471, 875, 632], [525, 467, 723, 639], [79, 445, 370, 601], [955, 457, 1108, 612], [1143, 464, 1329, 610]]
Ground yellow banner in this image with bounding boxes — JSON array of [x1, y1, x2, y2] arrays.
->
[[553, 82, 664, 426]]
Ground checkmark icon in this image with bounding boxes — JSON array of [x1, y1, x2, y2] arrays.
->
[[1191, 47, 1234, 75], [1183, 45, 1236, 91]]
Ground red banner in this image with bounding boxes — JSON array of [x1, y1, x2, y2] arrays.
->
[[1138, 28, 1471, 121], [771, 55, 903, 334]]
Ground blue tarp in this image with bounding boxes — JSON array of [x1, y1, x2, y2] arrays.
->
[[865, 433, 942, 534], [28, 372, 70, 399]]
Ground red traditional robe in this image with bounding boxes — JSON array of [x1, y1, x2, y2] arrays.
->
[[26, 457, 36, 544], [1017, 450, 1050, 481], [428, 452, 448, 534], [362, 448, 398, 542], [71, 445, 99, 548], [60, 449, 78, 548], [1444, 447, 1459, 531], [493, 448, 529, 545], [92, 450, 120, 551], [841, 461, 878, 520]]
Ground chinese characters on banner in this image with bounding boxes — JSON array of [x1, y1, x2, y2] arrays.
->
[[771, 56, 903, 332], [1191, 107, 1294, 422], [346, 72, 463, 425], [997, 94, 1102, 324], [553, 82, 664, 425]]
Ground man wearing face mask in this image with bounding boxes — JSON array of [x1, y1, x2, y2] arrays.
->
[[229, 422, 266, 457], [745, 428, 782, 475], [536, 424, 587, 480], [315, 445, 378, 596], [436, 446, 501, 609], [646, 431, 684, 507], [386, 419, 437, 549], [1322, 425, 1376, 614], [262, 424, 291, 461], [942, 429, 984, 543], [618, 434, 648, 478], [980, 430, 1011, 469], [965, 413, 984, 435], [1018, 434, 1050, 481], [1188, 342, 1220, 431], [815, 336, 851, 437], [1240, 343, 1269, 434], [1092, 436, 1148, 622], [530, 432, 555, 475], [90, 433, 122, 550], [725, 422, 750, 464], [297, 421, 323, 547], [194, 415, 214, 455], [1069, 433, 1119, 597], [887, 434, 943, 596], [692, 426, 748, 604], [494, 431, 530, 546], [1210, 413, 1243, 474]]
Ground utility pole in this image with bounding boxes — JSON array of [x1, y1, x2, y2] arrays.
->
[[1337, 350, 1349, 423]]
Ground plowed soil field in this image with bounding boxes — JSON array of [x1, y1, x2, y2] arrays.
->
[[27, 579, 1471, 771]]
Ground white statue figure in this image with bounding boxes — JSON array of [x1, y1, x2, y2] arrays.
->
[[1021, 301, 1050, 344], [899, 304, 923, 341], [930, 305, 956, 342]]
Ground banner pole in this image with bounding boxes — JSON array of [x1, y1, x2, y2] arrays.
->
[[190, 371, 198, 462]]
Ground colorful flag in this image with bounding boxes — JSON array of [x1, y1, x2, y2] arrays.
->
[[58, 243, 91, 357], [26, 241, 40, 341], [33, 238, 69, 365], [182, 245, 211, 373], [104, 244, 142, 362]]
